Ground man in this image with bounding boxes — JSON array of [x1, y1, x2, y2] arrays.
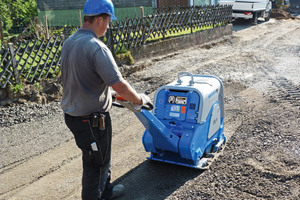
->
[[60, 0, 150, 199]]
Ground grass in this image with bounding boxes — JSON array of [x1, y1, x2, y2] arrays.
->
[[145, 25, 215, 43], [112, 23, 221, 52]]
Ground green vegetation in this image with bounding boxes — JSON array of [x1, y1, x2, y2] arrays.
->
[[34, 81, 43, 91], [9, 83, 23, 93], [146, 25, 214, 43], [0, 0, 37, 33], [116, 51, 135, 65]]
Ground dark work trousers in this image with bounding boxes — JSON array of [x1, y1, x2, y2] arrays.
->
[[65, 112, 113, 200]]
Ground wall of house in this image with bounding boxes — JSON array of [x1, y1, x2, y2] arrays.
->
[[38, 7, 153, 26], [37, 0, 152, 10], [36, 0, 214, 26], [157, 0, 189, 7], [37, 0, 85, 10], [154, 0, 212, 8], [194, 0, 212, 6], [37, 0, 153, 26], [113, 0, 152, 7]]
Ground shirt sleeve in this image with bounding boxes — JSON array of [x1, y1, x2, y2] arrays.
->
[[93, 45, 124, 86]]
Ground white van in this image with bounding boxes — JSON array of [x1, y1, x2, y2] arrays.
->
[[219, 0, 272, 24]]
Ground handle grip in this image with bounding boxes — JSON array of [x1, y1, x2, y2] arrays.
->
[[112, 96, 153, 111], [116, 95, 127, 101], [141, 102, 153, 111], [177, 72, 194, 85], [112, 102, 125, 108]]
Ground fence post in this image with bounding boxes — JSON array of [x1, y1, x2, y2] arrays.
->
[[212, 6, 216, 28], [43, 15, 49, 39], [140, 6, 144, 18], [109, 27, 115, 57], [8, 43, 20, 84], [61, 34, 65, 43], [78, 10, 82, 27], [0, 21, 4, 43], [190, 9, 193, 34], [33, 17, 40, 39]]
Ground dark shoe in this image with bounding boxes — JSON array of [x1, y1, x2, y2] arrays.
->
[[111, 184, 125, 199]]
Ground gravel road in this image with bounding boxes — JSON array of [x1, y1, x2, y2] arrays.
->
[[1, 14, 300, 200]]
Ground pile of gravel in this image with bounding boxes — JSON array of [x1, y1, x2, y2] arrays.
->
[[0, 101, 63, 127]]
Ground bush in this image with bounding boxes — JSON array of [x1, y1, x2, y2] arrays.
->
[[0, 0, 37, 34]]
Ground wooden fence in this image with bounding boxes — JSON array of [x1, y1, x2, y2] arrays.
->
[[0, 5, 232, 89], [0, 35, 64, 88]]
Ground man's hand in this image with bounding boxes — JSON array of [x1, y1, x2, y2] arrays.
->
[[140, 93, 151, 105], [117, 93, 151, 112], [132, 94, 151, 111]]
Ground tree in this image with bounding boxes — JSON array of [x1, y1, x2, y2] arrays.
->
[[0, 0, 37, 34]]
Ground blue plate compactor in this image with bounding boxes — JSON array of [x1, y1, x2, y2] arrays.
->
[[133, 72, 226, 169]]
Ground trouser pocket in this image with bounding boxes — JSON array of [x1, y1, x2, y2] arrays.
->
[[65, 113, 112, 167]]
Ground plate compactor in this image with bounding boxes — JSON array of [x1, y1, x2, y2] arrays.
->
[[115, 72, 226, 169]]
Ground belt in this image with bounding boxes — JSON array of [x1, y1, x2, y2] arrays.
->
[[77, 114, 92, 118], [65, 112, 107, 130], [65, 112, 107, 119]]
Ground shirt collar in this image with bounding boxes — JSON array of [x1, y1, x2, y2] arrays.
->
[[77, 28, 98, 37]]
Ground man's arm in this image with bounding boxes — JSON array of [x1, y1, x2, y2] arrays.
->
[[111, 80, 143, 105]]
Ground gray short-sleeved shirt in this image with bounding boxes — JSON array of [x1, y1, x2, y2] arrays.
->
[[61, 28, 123, 116]]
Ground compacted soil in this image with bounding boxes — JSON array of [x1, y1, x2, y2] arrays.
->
[[1, 13, 300, 200]]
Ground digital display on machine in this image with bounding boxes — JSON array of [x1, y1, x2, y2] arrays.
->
[[168, 95, 187, 105]]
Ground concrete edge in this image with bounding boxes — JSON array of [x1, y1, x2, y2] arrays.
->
[[130, 24, 233, 62]]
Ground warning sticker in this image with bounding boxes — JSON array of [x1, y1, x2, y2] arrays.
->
[[181, 106, 186, 113], [169, 112, 180, 117], [171, 105, 180, 112]]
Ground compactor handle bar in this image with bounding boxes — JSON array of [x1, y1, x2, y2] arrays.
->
[[112, 102, 153, 111], [177, 72, 194, 85], [112, 95, 153, 111], [141, 102, 154, 111], [112, 102, 125, 108]]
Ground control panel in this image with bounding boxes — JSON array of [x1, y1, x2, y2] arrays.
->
[[155, 90, 200, 123]]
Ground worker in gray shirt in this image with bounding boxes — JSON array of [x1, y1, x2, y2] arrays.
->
[[60, 0, 150, 199]]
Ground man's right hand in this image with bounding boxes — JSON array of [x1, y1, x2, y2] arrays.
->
[[140, 93, 151, 105], [132, 93, 151, 111], [116, 93, 151, 112]]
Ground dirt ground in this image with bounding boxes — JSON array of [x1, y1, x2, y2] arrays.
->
[[1, 12, 300, 200]]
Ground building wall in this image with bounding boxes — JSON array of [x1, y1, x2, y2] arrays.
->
[[153, 0, 211, 8], [37, 0, 86, 10], [113, 0, 152, 7], [36, 0, 213, 26], [37, 0, 152, 10], [194, 0, 212, 6], [157, 0, 189, 7], [37, 0, 153, 26], [38, 7, 153, 26]]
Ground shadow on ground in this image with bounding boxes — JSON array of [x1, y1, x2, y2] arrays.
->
[[232, 18, 267, 31], [114, 160, 203, 200]]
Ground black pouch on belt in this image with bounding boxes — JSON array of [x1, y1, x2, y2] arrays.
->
[[99, 114, 105, 130], [91, 112, 106, 130], [92, 113, 99, 128]]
